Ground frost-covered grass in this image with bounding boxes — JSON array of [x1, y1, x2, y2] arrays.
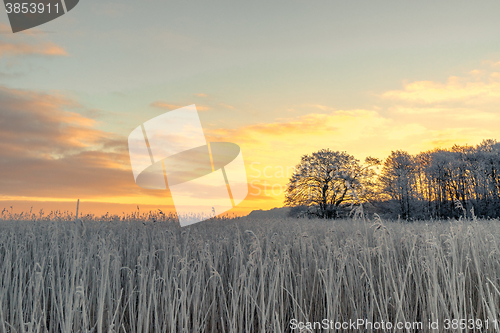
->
[[1, 212, 500, 332]]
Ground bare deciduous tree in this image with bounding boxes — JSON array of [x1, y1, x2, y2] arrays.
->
[[377, 139, 500, 219], [285, 149, 379, 218]]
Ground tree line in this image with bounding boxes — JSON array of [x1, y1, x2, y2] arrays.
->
[[285, 139, 500, 220]]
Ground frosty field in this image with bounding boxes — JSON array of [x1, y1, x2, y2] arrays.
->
[[1, 213, 500, 332]]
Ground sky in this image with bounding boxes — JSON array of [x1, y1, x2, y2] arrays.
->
[[1, 0, 500, 217]]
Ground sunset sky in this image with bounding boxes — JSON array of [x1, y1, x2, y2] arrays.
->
[[1, 0, 500, 217]]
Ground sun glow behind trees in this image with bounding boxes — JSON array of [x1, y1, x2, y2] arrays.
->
[[379, 139, 500, 219], [285, 139, 500, 220], [284, 149, 380, 218]]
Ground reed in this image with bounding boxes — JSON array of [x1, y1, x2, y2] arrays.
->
[[0, 211, 499, 332]]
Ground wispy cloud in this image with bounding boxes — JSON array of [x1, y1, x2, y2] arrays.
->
[[381, 64, 500, 105], [207, 109, 391, 147], [0, 85, 159, 200], [0, 24, 67, 58], [390, 105, 499, 121], [378, 62, 500, 146], [0, 40, 67, 58]]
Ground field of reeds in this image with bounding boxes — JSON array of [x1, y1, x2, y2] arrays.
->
[[1, 209, 500, 332]]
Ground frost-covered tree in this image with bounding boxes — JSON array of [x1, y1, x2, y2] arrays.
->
[[285, 149, 379, 218], [376, 140, 500, 219], [378, 150, 416, 219]]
